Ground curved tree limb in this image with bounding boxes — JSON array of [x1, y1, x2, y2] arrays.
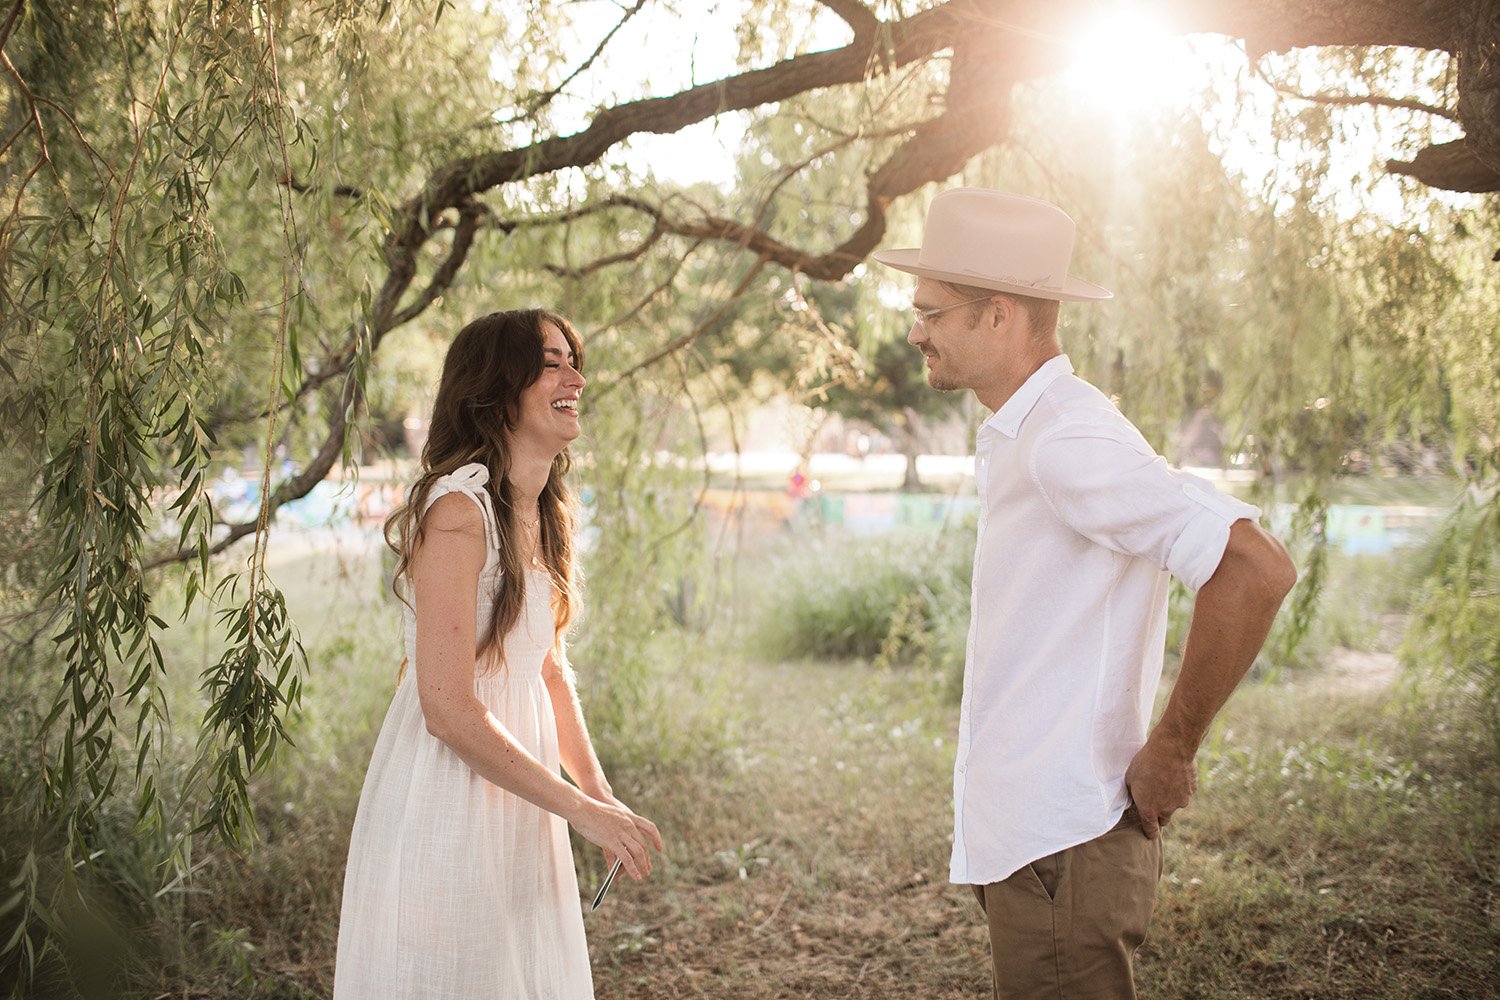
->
[[1180, 0, 1463, 60], [541, 216, 666, 280], [213, 5, 969, 430], [282, 0, 1492, 421], [389, 198, 486, 327]]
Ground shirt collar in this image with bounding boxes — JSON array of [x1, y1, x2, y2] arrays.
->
[[980, 354, 1074, 439]]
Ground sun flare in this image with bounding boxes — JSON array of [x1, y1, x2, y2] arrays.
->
[[1060, 7, 1202, 114]]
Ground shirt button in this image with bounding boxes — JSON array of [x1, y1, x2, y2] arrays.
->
[[958, 764, 967, 774]]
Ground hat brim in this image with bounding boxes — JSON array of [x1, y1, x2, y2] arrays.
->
[[871, 248, 1112, 302]]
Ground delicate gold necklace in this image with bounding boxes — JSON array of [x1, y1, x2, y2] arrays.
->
[[518, 509, 545, 570]]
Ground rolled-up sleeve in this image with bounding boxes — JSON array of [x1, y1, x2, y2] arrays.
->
[[1029, 419, 1261, 591]]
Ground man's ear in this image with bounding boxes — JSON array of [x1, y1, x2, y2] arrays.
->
[[989, 294, 1014, 331]]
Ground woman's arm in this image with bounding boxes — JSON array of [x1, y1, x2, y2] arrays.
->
[[542, 645, 663, 871], [411, 493, 657, 878], [542, 649, 612, 801]]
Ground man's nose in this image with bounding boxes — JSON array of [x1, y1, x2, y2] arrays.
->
[[907, 321, 925, 347]]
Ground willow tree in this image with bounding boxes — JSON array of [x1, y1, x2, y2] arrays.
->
[[2, 0, 1497, 990]]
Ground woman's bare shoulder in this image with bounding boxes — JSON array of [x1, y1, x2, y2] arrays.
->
[[421, 490, 487, 537]]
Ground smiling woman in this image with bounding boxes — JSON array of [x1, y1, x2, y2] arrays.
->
[[335, 308, 662, 999]]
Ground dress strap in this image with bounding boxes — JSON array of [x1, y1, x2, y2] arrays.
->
[[420, 462, 499, 558]]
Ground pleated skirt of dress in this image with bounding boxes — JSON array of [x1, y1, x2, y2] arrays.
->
[[332, 668, 593, 1000]]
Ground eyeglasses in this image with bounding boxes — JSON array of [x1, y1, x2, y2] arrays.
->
[[910, 294, 994, 328]]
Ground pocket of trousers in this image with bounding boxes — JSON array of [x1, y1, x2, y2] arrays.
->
[[1112, 803, 1141, 833], [1027, 853, 1062, 902]]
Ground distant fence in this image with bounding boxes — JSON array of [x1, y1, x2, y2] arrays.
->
[[1317, 505, 1445, 555], [217, 476, 1448, 556], [699, 489, 1448, 556]]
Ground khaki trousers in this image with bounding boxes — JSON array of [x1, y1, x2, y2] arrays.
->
[[970, 808, 1163, 1000]]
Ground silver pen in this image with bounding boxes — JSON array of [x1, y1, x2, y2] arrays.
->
[[590, 858, 623, 911]]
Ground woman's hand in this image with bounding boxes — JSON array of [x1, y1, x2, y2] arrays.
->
[[569, 796, 663, 881]]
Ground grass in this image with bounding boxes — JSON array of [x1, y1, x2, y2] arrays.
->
[[579, 653, 1499, 999], [744, 528, 973, 671], [750, 527, 1422, 694], [1146, 681, 1498, 999], [582, 659, 976, 997], [12, 523, 1497, 998]]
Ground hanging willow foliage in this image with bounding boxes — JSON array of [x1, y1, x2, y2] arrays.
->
[[0, 2, 318, 976]]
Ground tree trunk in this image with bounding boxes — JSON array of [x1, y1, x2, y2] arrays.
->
[[900, 410, 924, 494]]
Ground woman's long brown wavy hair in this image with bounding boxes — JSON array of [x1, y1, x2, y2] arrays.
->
[[384, 308, 584, 675]]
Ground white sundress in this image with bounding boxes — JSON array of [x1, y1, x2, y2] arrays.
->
[[333, 463, 593, 999]]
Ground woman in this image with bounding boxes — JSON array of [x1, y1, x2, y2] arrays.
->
[[334, 309, 662, 999]]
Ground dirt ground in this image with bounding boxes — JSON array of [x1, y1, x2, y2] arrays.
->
[[581, 648, 1498, 1000], [585, 661, 988, 998]]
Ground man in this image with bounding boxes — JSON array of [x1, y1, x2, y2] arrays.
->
[[873, 188, 1297, 999]]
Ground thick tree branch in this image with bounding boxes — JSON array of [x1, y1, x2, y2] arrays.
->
[[389, 198, 485, 326], [396, 1, 965, 262], [598, 32, 1018, 389], [210, 199, 484, 427], [477, 117, 936, 282], [269, 0, 1495, 426], [1185, 0, 1496, 173], [1162, 0, 1463, 60], [145, 374, 364, 570], [1387, 137, 1500, 192], [205, 6, 964, 435], [163, 3, 1035, 567]]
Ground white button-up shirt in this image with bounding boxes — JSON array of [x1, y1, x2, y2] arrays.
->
[[951, 355, 1259, 885]]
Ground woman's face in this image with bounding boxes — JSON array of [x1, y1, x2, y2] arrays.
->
[[511, 321, 585, 453]]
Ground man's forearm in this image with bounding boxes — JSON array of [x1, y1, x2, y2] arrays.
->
[[1157, 576, 1282, 751], [1126, 520, 1296, 837], [1155, 520, 1296, 753]]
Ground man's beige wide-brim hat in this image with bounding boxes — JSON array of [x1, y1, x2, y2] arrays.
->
[[873, 188, 1112, 302]]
